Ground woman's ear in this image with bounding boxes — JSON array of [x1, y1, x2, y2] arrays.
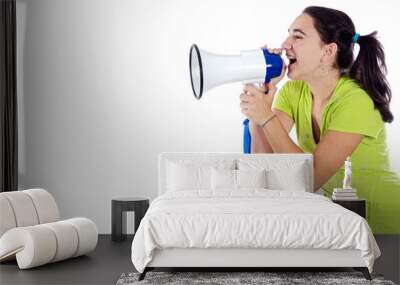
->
[[323, 42, 338, 64]]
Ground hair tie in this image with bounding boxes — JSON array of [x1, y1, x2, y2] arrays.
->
[[352, 33, 360, 43]]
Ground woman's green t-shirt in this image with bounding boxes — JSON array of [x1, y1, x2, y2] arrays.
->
[[272, 76, 400, 234]]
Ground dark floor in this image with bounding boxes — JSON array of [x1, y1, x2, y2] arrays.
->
[[0, 235, 399, 285]]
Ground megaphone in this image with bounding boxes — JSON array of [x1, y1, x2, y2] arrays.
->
[[189, 44, 285, 154], [189, 44, 283, 99]]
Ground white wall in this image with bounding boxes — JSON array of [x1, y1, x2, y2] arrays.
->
[[17, 0, 400, 233]]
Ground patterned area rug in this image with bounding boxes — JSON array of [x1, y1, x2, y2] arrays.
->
[[116, 271, 396, 285]]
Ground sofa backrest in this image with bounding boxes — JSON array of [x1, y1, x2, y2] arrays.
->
[[158, 152, 314, 195], [0, 189, 60, 237]]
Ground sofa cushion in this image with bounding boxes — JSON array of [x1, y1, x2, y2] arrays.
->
[[24, 189, 60, 224], [0, 192, 39, 227], [0, 196, 17, 237]]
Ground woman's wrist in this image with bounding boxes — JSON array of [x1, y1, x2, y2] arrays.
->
[[259, 113, 277, 128], [249, 120, 260, 132]]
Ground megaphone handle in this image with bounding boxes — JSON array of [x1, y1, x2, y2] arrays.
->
[[243, 119, 251, 154]]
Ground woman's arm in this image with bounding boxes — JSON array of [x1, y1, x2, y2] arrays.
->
[[261, 116, 363, 190], [312, 130, 363, 190], [249, 120, 273, 153], [250, 110, 294, 153], [241, 84, 363, 192]]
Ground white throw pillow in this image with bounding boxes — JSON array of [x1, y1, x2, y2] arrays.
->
[[266, 167, 307, 191], [167, 162, 211, 191], [211, 168, 236, 190], [236, 169, 267, 189], [211, 168, 268, 190], [165, 159, 236, 192], [237, 159, 308, 191]]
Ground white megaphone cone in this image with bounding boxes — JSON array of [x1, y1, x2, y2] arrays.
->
[[189, 44, 283, 99]]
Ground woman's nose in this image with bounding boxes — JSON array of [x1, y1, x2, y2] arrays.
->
[[281, 37, 292, 50]]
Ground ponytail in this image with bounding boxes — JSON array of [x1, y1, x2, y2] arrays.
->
[[350, 32, 393, 123]]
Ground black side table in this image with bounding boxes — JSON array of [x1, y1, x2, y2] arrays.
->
[[332, 198, 366, 218], [111, 197, 150, 242]]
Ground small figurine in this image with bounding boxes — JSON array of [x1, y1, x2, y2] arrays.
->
[[343, 156, 352, 189]]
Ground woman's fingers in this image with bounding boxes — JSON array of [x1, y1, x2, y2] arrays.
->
[[261, 44, 283, 55], [244, 83, 266, 95], [240, 92, 252, 103], [241, 104, 254, 113], [245, 84, 265, 96], [240, 92, 256, 102], [240, 100, 253, 113], [267, 47, 283, 55]]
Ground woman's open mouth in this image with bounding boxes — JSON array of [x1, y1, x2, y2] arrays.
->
[[288, 55, 297, 66], [287, 55, 297, 72]]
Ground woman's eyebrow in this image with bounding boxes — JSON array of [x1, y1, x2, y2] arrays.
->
[[288, 28, 307, 36]]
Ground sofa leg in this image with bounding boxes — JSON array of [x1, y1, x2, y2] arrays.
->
[[138, 268, 148, 281], [354, 267, 371, 280]]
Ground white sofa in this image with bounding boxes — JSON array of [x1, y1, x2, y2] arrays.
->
[[0, 188, 98, 269]]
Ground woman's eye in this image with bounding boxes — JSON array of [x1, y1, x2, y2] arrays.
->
[[293, 35, 303, 40]]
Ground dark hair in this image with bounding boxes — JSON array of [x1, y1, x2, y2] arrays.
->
[[303, 6, 393, 123]]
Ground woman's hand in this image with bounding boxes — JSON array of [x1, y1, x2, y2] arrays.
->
[[240, 83, 277, 125]]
